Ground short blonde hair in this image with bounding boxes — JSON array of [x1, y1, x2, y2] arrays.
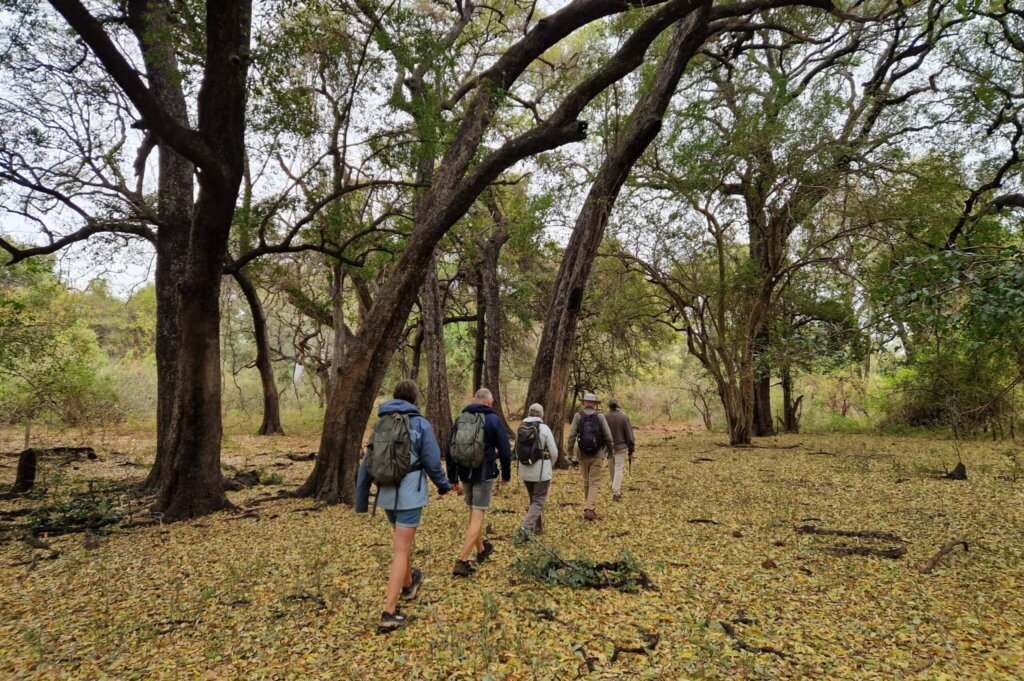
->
[[528, 403, 544, 417]]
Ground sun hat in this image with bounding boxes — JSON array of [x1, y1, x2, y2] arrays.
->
[[582, 392, 599, 403]]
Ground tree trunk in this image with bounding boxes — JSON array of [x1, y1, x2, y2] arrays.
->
[[473, 272, 486, 394], [234, 269, 284, 435], [753, 352, 775, 436], [525, 10, 711, 457], [481, 201, 511, 424], [420, 257, 453, 450], [129, 1, 195, 492], [780, 365, 802, 433], [13, 449, 36, 494]]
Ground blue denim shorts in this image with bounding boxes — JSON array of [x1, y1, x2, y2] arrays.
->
[[384, 507, 423, 528]]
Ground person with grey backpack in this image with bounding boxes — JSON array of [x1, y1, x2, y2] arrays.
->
[[355, 380, 452, 633], [567, 392, 615, 521], [445, 388, 512, 577], [516, 403, 559, 535]]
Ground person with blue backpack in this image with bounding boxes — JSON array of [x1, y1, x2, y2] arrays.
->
[[567, 392, 615, 521], [355, 380, 453, 633], [445, 388, 512, 577]]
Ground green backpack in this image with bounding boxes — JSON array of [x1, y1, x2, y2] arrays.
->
[[450, 412, 487, 469], [366, 412, 413, 486]]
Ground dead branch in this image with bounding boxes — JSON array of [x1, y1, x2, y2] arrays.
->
[[823, 544, 907, 559], [718, 620, 791, 659], [796, 525, 907, 543], [919, 540, 969, 574]]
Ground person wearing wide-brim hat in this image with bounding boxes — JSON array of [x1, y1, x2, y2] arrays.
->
[[566, 392, 614, 521]]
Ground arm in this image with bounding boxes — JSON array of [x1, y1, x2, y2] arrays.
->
[[444, 418, 459, 484], [416, 418, 452, 494], [491, 415, 513, 482], [599, 414, 614, 449], [566, 412, 580, 459], [543, 425, 559, 467], [625, 414, 636, 454], [354, 451, 371, 513]]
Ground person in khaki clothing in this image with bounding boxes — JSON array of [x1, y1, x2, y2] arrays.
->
[[604, 399, 636, 502], [567, 392, 615, 521]]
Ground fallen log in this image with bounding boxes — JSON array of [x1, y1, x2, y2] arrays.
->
[[919, 540, 969, 574]]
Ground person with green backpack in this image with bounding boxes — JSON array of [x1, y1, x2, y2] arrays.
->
[[445, 388, 512, 577], [355, 380, 453, 633], [516, 403, 559, 535]]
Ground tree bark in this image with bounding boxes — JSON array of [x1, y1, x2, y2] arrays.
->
[[753, 355, 775, 436], [481, 200, 511, 424], [525, 8, 712, 456], [780, 364, 802, 433], [473, 271, 486, 394], [233, 268, 284, 435], [420, 257, 453, 449]]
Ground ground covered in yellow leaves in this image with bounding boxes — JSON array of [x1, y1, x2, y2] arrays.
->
[[1, 428, 1022, 679]]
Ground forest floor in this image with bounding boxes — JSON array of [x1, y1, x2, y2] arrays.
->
[[1, 426, 1022, 680]]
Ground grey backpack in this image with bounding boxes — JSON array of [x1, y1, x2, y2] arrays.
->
[[450, 412, 487, 469], [366, 413, 413, 486]]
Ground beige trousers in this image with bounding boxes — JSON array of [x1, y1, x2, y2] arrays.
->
[[580, 455, 607, 511], [611, 451, 628, 495]]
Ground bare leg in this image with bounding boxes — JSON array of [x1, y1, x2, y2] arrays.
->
[[459, 509, 486, 561], [385, 526, 416, 613]]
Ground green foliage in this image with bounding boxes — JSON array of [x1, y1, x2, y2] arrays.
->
[[513, 534, 655, 593]]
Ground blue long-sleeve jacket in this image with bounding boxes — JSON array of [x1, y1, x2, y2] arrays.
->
[[445, 403, 512, 484], [355, 399, 452, 512]]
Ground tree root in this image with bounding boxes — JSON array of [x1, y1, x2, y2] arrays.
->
[[796, 525, 907, 543], [919, 540, 969, 574]]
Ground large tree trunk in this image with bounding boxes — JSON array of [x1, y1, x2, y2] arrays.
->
[[525, 9, 711, 456], [129, 1, 194, 492], [420, 257, 453, 449], [753, 350, 776, 436], [234, 269, 284, 435], [481, 201, 511, 424]]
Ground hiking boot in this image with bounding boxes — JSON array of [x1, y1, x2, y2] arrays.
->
[[378, 609, 407, 634], [583, 509, 598, 521], [613, 493, 622, 502], [452, 559, 476, 577], [476, 540, 494, 563], [401, 568, 423, 601]]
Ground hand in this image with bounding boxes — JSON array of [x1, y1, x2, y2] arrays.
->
[[628, 454, 634, 463], [451, 484, 462, 496]]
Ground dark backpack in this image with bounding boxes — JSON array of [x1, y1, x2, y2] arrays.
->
[[576, 412, 605, 456], [366, 412, 413, 486], [515, 422, 546, 465], [450, 411, 487, 469]]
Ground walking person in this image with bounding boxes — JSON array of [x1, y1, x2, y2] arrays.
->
[[515, 403, 559, 535], [567, 392, 614, 521], [605, 399, 636, 502], [355, 380, 452, 633], [446, 388, 512, 577]]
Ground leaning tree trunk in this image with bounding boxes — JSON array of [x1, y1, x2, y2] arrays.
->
[[420, 257, 454, 450], [300, 0, 709, 504], [481, 202, 511, 425], [234, 269, 284, 435], [525, 10, 712, 457]]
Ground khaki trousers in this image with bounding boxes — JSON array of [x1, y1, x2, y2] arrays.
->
[[611, 451, 628, 495], [580, 455, 607, 511]]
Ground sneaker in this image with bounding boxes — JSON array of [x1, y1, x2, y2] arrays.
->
[[401, 568, 423, 601], [613, 494, 622, 502], [583, 509, 598, 521], [378, 610, 407, 634], [452, 559, 476, 577], [476, 540, 494, 563]]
